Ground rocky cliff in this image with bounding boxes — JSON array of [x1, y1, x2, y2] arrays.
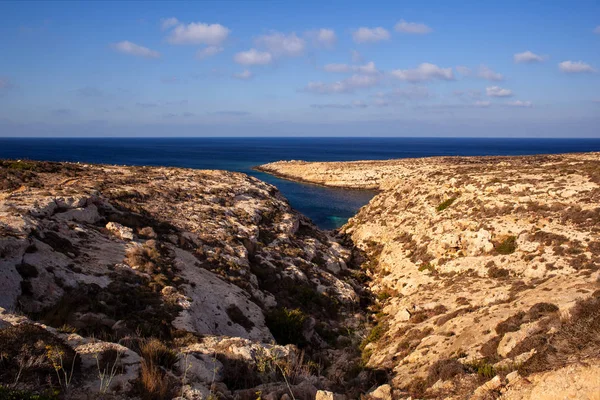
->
[[0, 160, 374, 400], [259, 153, 600, 399], [2, 153, 599, 400]]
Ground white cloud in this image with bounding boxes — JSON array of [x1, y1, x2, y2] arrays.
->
[[558, 60, 596, 73], [323, 61, 378, 74], [477, 65, 504, 81], [234, 49, 273, 65], [306, 28, 336, 48], [304, 74, 379, 94], [456, 66, 472, 76], [514, 51, 545, 63], [351, 50, 363, 63], [486, 86, 513, 97], [112, 41, 160, 58], [394, 19, 432, 34], [474, 100, 491, 107], [352, 27, 390, 43], [255, 32, 305, 57], [196, 46, 223, 60], [391, 63, 454, 82], [594, 25, 600, 34], [161, 17, 179, 31], [166, 22, 230, 45], [233, 70, 253, 80], [506, 100, 532, 107]]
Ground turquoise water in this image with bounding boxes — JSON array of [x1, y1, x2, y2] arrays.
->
[[1, 137, 599, 229]]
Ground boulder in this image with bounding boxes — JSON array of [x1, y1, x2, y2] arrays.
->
[[106, 222, 134, 241]]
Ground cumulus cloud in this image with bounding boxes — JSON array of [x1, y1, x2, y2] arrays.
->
[[196, 46, 223, 60], [394, 19, 432, 34], [166, 22, 230, 45], [513, 50, 545, 63], [234, 49, 273, 65], [323, 61, 378, 74], [255, 32, 305, 57], [352, 27, 390, 43], [486, 86, 513, 97], [558, 60, 596, 73], [477, 65, 503, 81], [506, 100, 533, 107], [160, 17, 179, 31], [306, 28, 336, 48], [391, 63, 454, 82], [112, 41, 160, 58], [456, 66, 472, 76], [304, 74, 379, 94], [233, 70, 253, 80]]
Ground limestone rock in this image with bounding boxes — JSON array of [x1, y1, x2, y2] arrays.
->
[[316, 390, 347, 400], [367, 384, 393, 400], [106, 221, 134, 241]]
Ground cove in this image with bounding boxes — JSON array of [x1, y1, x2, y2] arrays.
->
[[2, 137, 600, 230]]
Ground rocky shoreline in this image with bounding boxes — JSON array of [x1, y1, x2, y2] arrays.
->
[[1, 153, 599, 399], [258, 152, 600, 399]]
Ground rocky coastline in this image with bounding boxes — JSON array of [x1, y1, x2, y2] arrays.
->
[[1, 153, 600, 399]]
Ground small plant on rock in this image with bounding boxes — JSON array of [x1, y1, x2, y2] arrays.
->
[[495, 236, 517, 255], [437, 197, 457, 212]]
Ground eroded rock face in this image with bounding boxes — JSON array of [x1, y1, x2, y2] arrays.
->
[[0, 160, 364, 399], [258, 153, 600, 399]]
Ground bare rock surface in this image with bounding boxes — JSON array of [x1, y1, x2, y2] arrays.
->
[[259, 153, 600, 399], [0, 160, 370, 399]]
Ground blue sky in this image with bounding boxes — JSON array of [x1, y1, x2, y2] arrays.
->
[[0, 0, 599, 137]]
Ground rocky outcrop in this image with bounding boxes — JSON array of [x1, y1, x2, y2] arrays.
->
[[259, 153, 600, 399], [0, 160, 367, 399]]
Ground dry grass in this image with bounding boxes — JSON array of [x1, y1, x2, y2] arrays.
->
[[136, 338, 178, 400], [519, 295, 600, 376], [139, 361, 174, 400], [139, 338, 178, 370]]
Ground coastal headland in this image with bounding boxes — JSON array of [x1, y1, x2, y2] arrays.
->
[[1, 153, 599, 399]]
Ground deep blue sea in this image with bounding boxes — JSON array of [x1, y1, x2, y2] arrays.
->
[[1, 137, 600, 229]]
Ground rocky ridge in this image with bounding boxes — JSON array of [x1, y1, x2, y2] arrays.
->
[[259, 153, 600, 399], [0, 160, 376, 399]]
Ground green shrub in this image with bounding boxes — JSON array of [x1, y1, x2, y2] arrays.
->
[[266, 308, 307, 346], [0, 387, 59, 400], [427, 358, 465, 384], [360, 320, 388, 350], [496, 236, 517, 255], [418, 263, 435, 273], [437, 197, 457, 212]]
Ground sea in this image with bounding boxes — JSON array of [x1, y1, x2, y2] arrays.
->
[[1, 137, 600, 230]]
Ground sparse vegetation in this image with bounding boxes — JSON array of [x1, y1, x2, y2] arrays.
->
[[265, 308, 308, 347], [495, 236, 517, 255], [437, 197, 457, 212]]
